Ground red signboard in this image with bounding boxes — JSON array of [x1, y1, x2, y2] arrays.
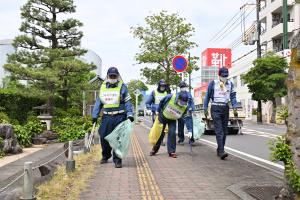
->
[[201, 48, 232, 68]]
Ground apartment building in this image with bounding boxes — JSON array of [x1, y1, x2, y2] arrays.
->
[[229, 0, 300, 121]]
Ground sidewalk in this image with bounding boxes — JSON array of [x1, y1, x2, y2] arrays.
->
[[80, 124, 283, 200]]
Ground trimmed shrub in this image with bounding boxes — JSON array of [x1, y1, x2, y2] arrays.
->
[[0, 89, 44, 124], [14, 121, 45, 147], [52, 116, 93, 142]]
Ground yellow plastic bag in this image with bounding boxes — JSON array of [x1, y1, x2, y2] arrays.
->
[[148, 117, 164, 145]]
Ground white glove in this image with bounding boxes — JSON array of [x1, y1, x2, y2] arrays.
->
[[185, 132, 192, 139], [155, 111, 159, 115]]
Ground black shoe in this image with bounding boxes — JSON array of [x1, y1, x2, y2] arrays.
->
[[150, 150, 157, 156], [169, 152, 178, 158], [218, 152, 228, 160], [100, 158, 108, 164], [115, 161, 122, 168]]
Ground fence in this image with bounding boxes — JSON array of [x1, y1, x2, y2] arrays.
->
[[0, 124, 96, 200]]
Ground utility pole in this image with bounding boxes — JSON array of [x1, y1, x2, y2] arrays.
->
[[256, 0, 262, 123], [283, 0, 289, 49], [188, 53, 192, 93]]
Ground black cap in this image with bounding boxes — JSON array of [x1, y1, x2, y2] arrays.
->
[[107, 67, 119, 76], [218, 67, 229, 77]]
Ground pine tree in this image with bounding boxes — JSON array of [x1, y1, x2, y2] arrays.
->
[[4, 0, 95, 112]]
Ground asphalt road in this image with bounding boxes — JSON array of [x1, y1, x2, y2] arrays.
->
[[141, 115, 286, 174]]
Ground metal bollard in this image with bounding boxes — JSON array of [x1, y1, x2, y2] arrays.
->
[[84, 132, 89, 153], [20, 162, 36, 200], [66, 141, 75, 172]]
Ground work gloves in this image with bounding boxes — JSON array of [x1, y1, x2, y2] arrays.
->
[[92, 118, 97, 124], [233, 109, 238, 117], [127, 116, 134, 122], [204, 110, 209, 118], [185, 132, 193, 139]]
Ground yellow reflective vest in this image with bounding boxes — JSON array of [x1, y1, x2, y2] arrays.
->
[[163, 95, 187, 120], [99, 81, 122, 108], [154, 90, 168, 104]]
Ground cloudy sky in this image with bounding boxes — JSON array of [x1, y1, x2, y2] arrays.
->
[[0, 0, 255, 88]]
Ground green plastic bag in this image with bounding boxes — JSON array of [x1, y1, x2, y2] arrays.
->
[[104, 119, 133, 158], [193, 115, 205, 140]]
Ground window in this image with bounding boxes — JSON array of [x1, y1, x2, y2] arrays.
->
[[240, 75, 245, 87]]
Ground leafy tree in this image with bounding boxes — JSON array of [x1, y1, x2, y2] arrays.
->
[[4, 0, 95, 113], [242, 52, 288, 123], [131, 10, 198, 86], [127, 80, 148, 106]]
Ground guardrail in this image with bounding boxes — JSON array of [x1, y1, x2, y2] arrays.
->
[[0, 125, 96, 199]]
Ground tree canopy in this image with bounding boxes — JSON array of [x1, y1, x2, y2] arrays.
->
[[242, 52, 288, 102], [131, 10, 198, 86], [4, 0, 95, 112], [127, 80, 148, 106]]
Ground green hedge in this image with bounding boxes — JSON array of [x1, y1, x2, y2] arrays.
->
[[0, 89, 44, 124], [52, 114, 93, 142]]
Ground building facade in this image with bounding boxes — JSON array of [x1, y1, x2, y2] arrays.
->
[[0, 40, 102, 88], [0, 39, 14, 87], [229, 0, 300, 121]]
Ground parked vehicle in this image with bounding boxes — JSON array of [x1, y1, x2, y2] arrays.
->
[[145, 109, 152, 116], [196, 103, 244, 135], [138, 109, 145, 117]]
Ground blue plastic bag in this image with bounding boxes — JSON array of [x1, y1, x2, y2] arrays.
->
[[104, 119, 133, 158], [193, 115, 205, 140]]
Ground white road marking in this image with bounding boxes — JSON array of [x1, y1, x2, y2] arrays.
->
[[199, 139, 284, 174], [242, 128, 283, 138], [141, 122, 284, 174]]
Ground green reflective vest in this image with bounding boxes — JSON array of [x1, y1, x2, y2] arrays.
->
[[99, 81, 122, 108], [154, 90, 168, 104], [163, 95, 187, 120]]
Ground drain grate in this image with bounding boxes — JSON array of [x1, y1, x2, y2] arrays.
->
[[243, 186, 282, 200]]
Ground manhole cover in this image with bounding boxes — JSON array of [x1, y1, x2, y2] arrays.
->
[[244, 186, 282, 200]]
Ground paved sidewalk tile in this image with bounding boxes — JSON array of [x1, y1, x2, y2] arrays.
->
[[79, 144, 141, 200], [135, 124, 283, 200], [80, 124, 283, 200]]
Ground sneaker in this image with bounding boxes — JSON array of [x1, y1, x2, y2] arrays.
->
[[218, 152, 228, 160], [115, 161, 122, 168], [168, 153, 178, 158], [100, 158, 108, 164], [150, 150, 157, 156]]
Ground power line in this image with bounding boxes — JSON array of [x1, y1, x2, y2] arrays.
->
[[208, 10, 241, 42], [214, 6, 256, 44]]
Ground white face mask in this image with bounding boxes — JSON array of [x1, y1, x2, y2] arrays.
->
[[160, 86, 166, 91], [108, 78, 118, 84], [220, 77, 228, 83], [180, 87, 188, 92]]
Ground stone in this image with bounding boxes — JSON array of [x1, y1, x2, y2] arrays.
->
[[0, 124, 22, 154], [32, 130, 58, 145]]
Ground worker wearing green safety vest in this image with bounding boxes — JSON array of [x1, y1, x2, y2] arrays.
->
[[146, 79, 168, 123], [150, 91, 193, 158], [92, 67, 134, 168]]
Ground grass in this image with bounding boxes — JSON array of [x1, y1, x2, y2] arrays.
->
[[36, 145, 101, 200]]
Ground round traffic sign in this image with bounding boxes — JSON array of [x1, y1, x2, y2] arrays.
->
[[172, 55, 188, 73]]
